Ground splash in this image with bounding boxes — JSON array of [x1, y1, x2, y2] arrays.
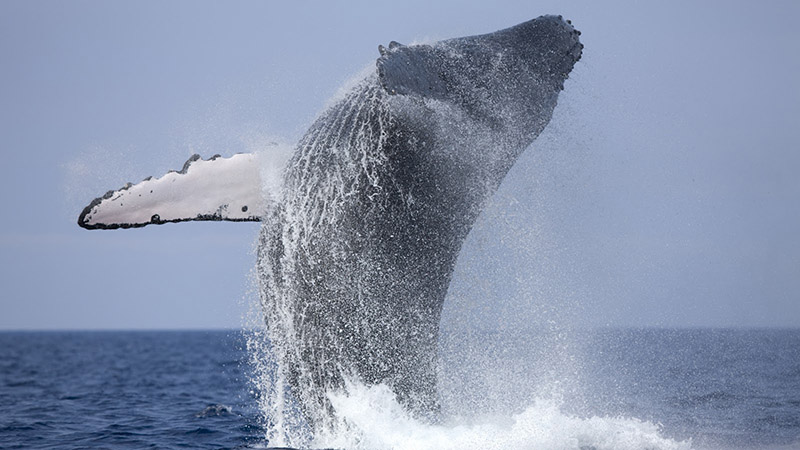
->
[[244, 325, 692, 450], [316, 380, 690, 450]]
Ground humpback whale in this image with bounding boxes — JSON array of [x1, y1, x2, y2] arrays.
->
[[79, 15, 582, 437]]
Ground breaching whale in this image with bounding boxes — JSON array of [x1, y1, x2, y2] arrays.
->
[[79, 15, 582, 437]]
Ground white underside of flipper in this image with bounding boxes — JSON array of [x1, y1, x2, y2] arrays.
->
[[79, 153, 265, 229]]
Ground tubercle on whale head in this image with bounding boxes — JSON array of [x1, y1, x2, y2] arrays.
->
[[508, 15, 583, 86], [513, 15, 583, 60], [450, 15, 582, 93]]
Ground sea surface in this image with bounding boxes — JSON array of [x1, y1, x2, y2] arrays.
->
[[0, 329, 798, 449]]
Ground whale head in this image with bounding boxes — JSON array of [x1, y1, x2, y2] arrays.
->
[[377, 15, 582, 140]]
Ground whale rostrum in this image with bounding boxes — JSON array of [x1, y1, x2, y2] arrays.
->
[[78, 15, 582, 437]]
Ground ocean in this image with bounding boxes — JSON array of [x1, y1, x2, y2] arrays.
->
[[1, 329, 798, 449]]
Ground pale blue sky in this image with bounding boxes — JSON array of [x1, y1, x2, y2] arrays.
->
[[1, 1, 798, 329]]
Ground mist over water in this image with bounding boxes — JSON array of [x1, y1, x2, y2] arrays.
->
[[243, 321, 800, 449], [244, 327, 694, 450]]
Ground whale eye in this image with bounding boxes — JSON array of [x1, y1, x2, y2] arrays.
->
[[151, 214, 160, 222], [241, 206, 248, 213]]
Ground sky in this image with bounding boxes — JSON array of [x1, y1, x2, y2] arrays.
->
[[0, 1, 798, 330]]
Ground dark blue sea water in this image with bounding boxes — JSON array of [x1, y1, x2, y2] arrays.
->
[[576, 329, 800, 449], [0, 331, 258, 449], [1, 329, 798, 449]]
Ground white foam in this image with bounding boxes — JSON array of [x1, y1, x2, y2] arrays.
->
[[313, 381, 691, 450]]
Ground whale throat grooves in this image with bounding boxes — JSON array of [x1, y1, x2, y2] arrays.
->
[[255, 15, 582, 438], [258, 83, 451, 431]]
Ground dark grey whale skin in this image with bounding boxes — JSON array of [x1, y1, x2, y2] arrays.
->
[[257, 15, 582, 431]]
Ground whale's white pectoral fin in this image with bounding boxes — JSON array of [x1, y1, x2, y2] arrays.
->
[[78, 153, 265, 230]]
